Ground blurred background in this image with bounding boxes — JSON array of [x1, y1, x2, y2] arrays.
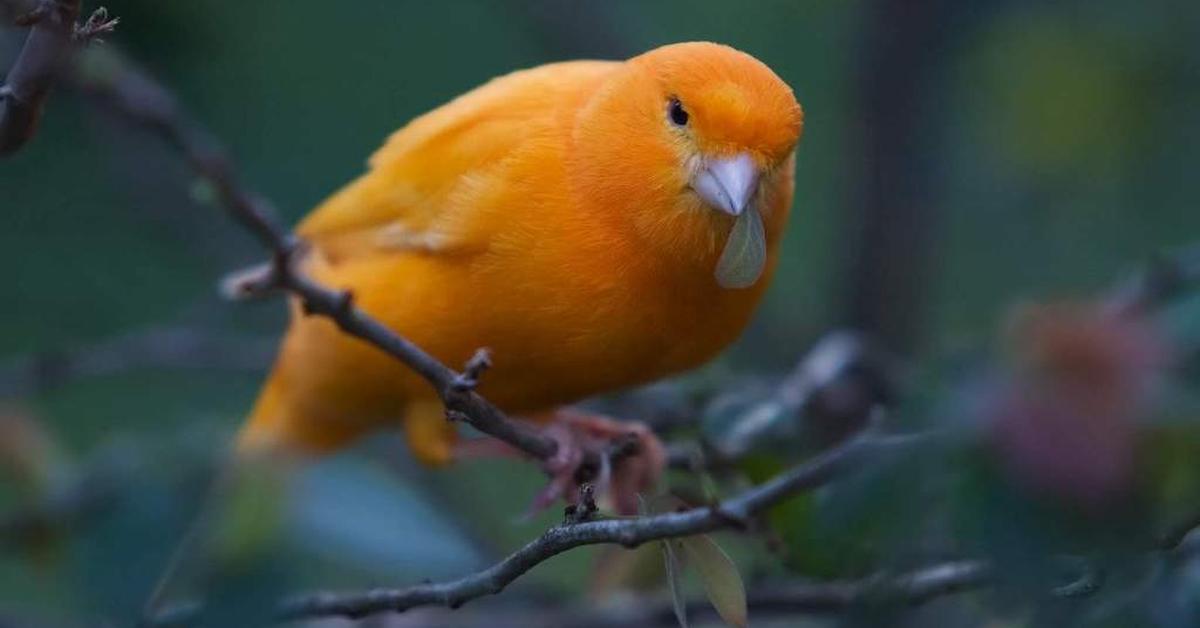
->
[[3, 1, 1200, 626]]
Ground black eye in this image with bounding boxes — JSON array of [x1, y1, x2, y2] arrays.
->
[[668, 98, 689, 126]]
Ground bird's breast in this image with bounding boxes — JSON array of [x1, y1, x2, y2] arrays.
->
[[463, 217, 772, 413]]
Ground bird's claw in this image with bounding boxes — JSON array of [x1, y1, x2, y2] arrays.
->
[[530, 409, 666, 516]]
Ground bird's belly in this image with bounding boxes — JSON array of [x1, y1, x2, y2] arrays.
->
[[450, 262, 762, 415], [303, 248, 764, 421]]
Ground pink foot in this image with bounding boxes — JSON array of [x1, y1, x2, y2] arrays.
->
[[531, 409, 666, 516]]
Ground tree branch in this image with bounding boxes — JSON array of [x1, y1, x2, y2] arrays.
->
[[1, 0, 80, 156], [749, 560, 993, 610], [138, 430, 926, 625], [272, 560, 993, 628], [271, 431, 926, 621], [0, 0, 107, 156], [70, 48, 562, 462]]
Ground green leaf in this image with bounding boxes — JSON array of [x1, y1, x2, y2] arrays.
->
[[681, 535, 747, 628], [662, 540, 689, 628], [715, 204, 766, 289]]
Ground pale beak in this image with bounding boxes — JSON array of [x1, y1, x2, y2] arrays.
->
[[693, 152, 760, 216]]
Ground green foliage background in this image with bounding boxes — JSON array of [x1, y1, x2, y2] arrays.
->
[[2, 1, 1199, 626]]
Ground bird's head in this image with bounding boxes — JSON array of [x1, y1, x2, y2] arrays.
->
[[572, 42, 803, 289]]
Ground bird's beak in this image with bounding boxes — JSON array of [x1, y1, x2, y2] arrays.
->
[[693, 153, 760, 217]]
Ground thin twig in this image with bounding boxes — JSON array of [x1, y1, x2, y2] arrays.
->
[[141, 430, 924, 624], [271, 431, 926, 621], [733, 560, 992, 613], [254, 560, 993, 628], [70, 47, 561, 463], [1, 0, 81, 155], [604, 559, 993, 625], [0, 0, 116, 156]]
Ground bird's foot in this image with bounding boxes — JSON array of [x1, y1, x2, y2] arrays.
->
[[531, 408, 666, 516]]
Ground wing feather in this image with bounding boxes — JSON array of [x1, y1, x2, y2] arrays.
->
[[296, 60, 616, 263]]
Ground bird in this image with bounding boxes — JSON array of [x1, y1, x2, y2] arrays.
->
[[235, 41, 804, 511]]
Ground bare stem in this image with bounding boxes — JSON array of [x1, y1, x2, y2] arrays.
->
[[0, 0, 81, 155], [273, 431, 926, 621], [70, 48, 561, 462]]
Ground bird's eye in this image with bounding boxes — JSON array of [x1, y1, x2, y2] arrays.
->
[[668, 98, 689, 126]]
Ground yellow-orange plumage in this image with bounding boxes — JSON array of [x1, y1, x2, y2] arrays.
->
[[238, 42, 804, 466]]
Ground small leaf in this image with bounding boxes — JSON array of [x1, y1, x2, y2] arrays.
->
[[715, 204, 766, 289], [662, 540, 689, 628], [682, 535, 748, 628]]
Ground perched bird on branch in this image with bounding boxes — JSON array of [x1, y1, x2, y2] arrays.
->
[[237, 41, 803, 512]]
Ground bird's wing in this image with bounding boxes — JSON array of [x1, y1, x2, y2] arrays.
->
[[296, 60, 617, 263]]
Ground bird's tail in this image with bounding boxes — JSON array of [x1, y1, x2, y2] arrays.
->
[[141, 370, 296, 623], [237, 361, 376, 456]]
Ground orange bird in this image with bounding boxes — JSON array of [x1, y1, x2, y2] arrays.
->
[[236, 41, 803, 507]]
